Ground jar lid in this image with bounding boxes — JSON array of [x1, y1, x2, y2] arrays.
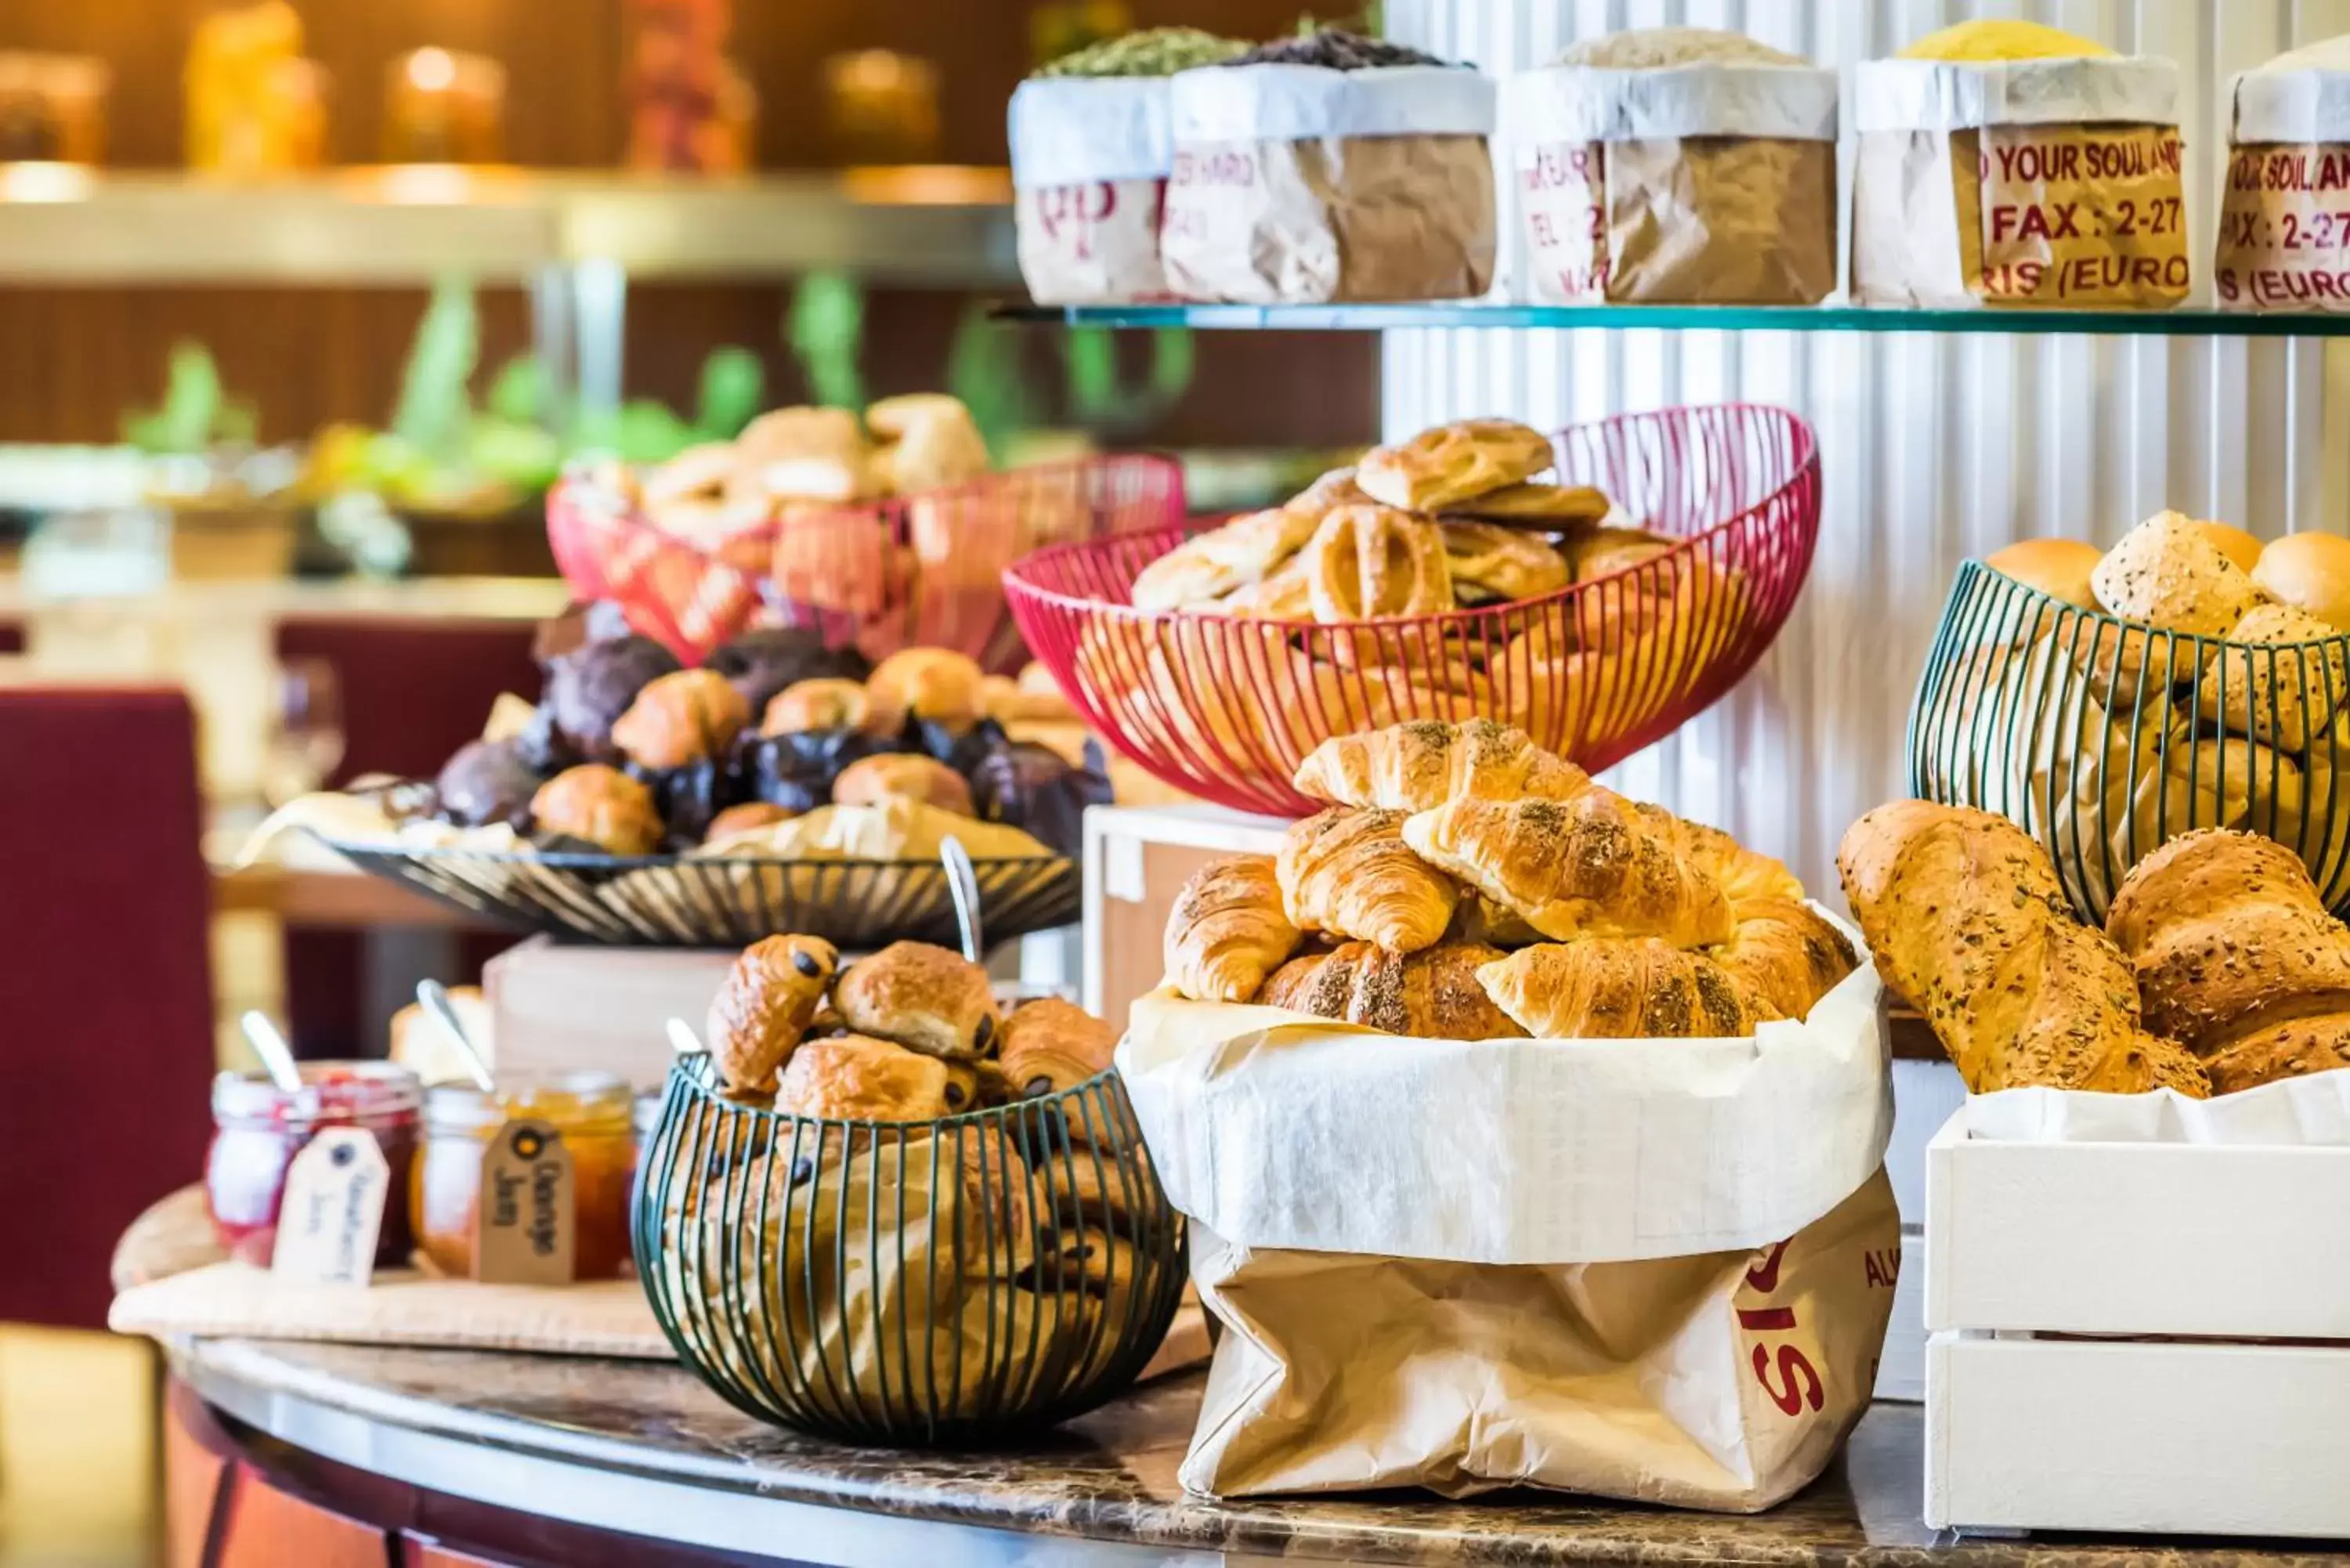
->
[[424, 1068, 634, 1133], [212, 1060, 423, 1125]]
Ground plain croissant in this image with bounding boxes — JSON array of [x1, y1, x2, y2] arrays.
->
[[1837, 800, 2207, 1097], [1477, 939, 1777, 1040], [1277, 807, 1460, 954], [1162, 854, 1302, 1004], [1291, 718, 1588, 812], [2106, 829, 2350, 1093]]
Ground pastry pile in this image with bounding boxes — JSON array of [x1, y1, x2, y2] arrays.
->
[[1841, 800, 2350, 1098], [1958, 516, 2350, 901], [1162, 719, 1857, 1041]]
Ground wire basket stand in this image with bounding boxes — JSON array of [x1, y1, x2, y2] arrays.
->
[[1003, 404, 1821, 816], [634, 1053, 1186, 1443], [548, 453, 1187, 667], [1909, 560, 2350, 924]]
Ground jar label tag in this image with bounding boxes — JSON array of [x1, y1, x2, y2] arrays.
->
[[273, 1129, 389, 1288], [475, 1118, 576, 1285]]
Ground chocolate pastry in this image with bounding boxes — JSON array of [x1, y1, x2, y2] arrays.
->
[[707, 934, 840, 1095], [530, 599, 638, 667], [704, 628, 870, 721], [530, 764, 664, 857], [913, 714, 1015, 780], [833, 941, 1001, 1061], [634, 757, 732, 849], [998, 998, 1117, 1098], [772, 1034, 953, 1122], [734, 724, 895, 815], [969, 739, 1113, 858], [435, 738, 541, 830], [543, 635, 679, 761]]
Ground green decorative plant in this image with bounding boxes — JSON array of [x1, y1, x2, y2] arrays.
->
[[122, 341, 258, 454]]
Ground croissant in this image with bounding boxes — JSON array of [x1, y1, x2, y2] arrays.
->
[[1291, 718, 1587, 812], [1164, 854, 1302, 1003], [1672, 818, 1805, 907], [1260, 941, 1524, 1040], [1837, 800, 2207, 1097], [1706, 900, 1856, 1022], [773, 1034, 953, 1122], [1277, 807, 1460, 955], [998, 997, 1118, 1097], [706, 934, 841, 1094], [609, 668, 750, 770], [1403, 794, 1734, 948], [1476, 939, 1777, 1040], [2105, 829, 2350, 1093]]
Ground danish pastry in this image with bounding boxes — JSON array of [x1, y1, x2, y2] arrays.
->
[[1285, 464, 1370, 515], [1476, 939, 1777, 1040], [609, 668, 751, 770], [772, 1034, 954, 1122], [1441, 522, 1570, 604], [1356, 418, 1556, 512], [830, 753, 975, 816], [1403, 793, 1734, 948], [1302, 506, 1454, 624], [1437, 481, 1611, 526], [1163, 854, 1302, 1003], [529, 765, 664, 856], [833, 941, 1002, 1060], [1259, 941, 1524, 1040], [1277, 807, 1460, 954], [1292, 719, 1587, 812], [1129, 508, 1321, 613], [998, 997, 1118, 1097], [867, 648, 988, 738], [706, 934, 841, 1094]]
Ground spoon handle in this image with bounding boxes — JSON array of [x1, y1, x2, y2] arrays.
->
[[941, 837, 984, 965], [417, 980, 497, 1094]]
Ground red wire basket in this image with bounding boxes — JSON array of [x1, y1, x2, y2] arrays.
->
[[1004, 405, 1822, 817], [547, 453, 1188, 667]]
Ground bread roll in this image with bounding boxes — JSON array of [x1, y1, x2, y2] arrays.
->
[[2254, 532, 2350, 633], [2090, 511, 2261, 636], [1986, 539, 2102, 613], [2193, 521, 2264, 578]]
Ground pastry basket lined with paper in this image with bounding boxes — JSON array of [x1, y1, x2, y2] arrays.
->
[[1119, 720, 1898, 1509], [1004, 404, 1823, 817]]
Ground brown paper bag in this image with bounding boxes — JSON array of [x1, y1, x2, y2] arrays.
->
[[2216, 146, 2350, 312], [1180, 1169, 1900, 1508]]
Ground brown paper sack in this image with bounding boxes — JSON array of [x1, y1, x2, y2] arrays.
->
[[1163, 63, 1497, 304], [2215, 63, 2350, 312], [1506, 61, 1839, 305], [1010, 77, 1177, 305], [1181, 1170, 1899, 1506], [1852, 56, 2189, 309]]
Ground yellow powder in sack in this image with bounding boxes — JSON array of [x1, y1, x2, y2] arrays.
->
[[1899, 20, 2113, 62]]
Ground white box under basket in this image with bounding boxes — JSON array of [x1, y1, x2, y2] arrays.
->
[[1923, 1096, 2350, 1538]]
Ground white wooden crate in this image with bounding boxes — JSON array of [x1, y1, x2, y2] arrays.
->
[[1924, 1107, 2350, 1538]]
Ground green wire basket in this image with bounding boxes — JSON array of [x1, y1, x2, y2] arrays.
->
[[633, 1052, 1186, 1445], [1908, 559, 2350, 924]]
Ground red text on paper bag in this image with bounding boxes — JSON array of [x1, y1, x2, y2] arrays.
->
[[1016, 178, 1171, 303], [1518, 141, 1609, 301], [1737, 1227, 1903, 1418], [1975, 125, 2189, 305], [2215, 145, 2350, 312]]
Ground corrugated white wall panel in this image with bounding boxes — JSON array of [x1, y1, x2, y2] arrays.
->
[[1385, 0, 2350, 894]]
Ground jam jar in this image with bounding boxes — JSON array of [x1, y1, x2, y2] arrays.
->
[[206, 1062, 422, 1270], [414, 1071, 635, 1281]]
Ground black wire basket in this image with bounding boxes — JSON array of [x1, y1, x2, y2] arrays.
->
[[319, 838, 1081, 948], [633, 1052, 1187, 1444], [1909, 559, 2350, 923]]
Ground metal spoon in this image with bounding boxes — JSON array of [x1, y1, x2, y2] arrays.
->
[[941, 836, 983, 963], [238, 1010, 305, 1095], [416, 980, 497, 1093], [666, 1017, 707, 1057]]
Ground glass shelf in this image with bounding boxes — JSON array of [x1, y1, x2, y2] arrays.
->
[[996, 301, 2350, 337]]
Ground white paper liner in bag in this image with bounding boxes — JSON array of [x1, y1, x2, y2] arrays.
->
[[1170, 62, 1495, 144], [1119, 909, 1892, 1266], [2232, 67, 2350, 146], [1853, 56, 2179, 133], [1505, 62, 1838, 144], [1969, 1070, 2350, 1146], [1010, 76, 1173, 187]]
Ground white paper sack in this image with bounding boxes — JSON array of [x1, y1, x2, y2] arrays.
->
[[1170, 63, 1495, 144], [2232, 68, 2350, 146], [1009, 77, 1173, 187], [1853, 56, 2179, 133], [1506, 62, 1838, 144], [1119, 909, 1892, 1266], [1971, 1069, 2350, 1147]]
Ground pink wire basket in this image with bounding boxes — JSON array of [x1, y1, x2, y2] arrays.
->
[[1003, 404, 1822, 817], [548, 453, 1188, 667]]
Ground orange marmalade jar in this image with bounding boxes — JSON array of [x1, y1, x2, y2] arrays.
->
[[412, 1071, 635, 1281]]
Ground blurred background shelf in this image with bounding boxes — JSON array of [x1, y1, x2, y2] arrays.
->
[[0, 167, 1015, 284], [997, 301, 2350, 338]]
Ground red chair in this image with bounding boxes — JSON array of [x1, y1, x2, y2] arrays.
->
[[0, 687, 214, 1328], [271, 618, 540, 1057]]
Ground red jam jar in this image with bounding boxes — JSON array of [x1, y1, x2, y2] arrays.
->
[[206, 1062, 423, 1270]]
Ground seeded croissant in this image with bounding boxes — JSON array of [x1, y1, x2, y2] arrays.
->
[[1164, 854, 1301, 1003], [1277, 807, 1459, 955], [1291, 718, 1586, 813]]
